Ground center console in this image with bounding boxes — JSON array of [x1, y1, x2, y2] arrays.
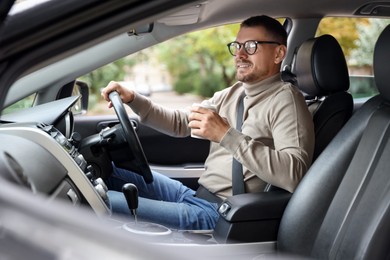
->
[[37, 124, 110, 211]]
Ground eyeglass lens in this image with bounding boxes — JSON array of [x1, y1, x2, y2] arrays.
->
[[228, 41, 258, 56]]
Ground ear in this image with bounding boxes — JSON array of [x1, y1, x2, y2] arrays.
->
[[274, 45, 287, 64]]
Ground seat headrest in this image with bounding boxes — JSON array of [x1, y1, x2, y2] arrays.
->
[[295, 34, 350, 97], [374, 25, 390, 101]]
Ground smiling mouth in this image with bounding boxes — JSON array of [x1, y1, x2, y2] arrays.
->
[[236, 63, 252, 72], [236, 61, 252, 69]]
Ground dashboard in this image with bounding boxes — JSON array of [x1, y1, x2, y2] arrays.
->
[[0, 96, 110, 216]]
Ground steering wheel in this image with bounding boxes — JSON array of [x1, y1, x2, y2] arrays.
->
[[108, 91, 153, 183]]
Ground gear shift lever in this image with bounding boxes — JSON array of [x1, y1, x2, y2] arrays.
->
[[121, 183, 172, 237], [122, 183, 138, 224]]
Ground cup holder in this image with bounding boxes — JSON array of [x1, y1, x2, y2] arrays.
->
[[122, 222, 172, 237]]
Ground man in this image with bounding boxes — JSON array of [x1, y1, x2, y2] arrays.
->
[[101, 15, 314, 230]]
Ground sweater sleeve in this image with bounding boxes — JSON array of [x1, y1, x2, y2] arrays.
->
[[126, 92, 192, 137]]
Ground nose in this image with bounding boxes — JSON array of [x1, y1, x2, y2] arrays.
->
[[235, 47, 248, 61], [238, 45, 247, 55]]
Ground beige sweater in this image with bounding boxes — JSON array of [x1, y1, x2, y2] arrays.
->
[[128, 73, 314, 199]]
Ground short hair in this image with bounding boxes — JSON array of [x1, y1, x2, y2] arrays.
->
[[241, 15, 287, 46]]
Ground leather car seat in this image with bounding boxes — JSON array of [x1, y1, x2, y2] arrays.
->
[[294, 34, 353, 161], [277, 25, 390, 259]]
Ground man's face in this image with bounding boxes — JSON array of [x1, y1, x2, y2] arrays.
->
[[234, 26, 283, 84]]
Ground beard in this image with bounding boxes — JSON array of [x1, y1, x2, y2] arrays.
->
[[236, 67, 262, 83], [235, 59, 259, 83], [236, 71, 258, 83]]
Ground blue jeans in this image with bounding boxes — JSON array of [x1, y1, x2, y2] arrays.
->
[[105, 165, 220, 230]]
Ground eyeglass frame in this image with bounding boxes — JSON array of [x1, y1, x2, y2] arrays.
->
[[227, 40, 281, 56]]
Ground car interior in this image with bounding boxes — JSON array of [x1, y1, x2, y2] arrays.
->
[[0, 0, 390, 259], [284, 34, 354, 161]]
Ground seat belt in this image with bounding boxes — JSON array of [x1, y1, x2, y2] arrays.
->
[[232, 92, 246, 195]]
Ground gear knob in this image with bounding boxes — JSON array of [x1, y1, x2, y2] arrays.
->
[[122, 183, 139, 223]]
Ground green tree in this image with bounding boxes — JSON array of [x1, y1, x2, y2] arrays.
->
[[156, 24, 239, 97], [349, 18, 390, 67], [80, 59, 125, 95], [79, 55, 138, 107], [316, 17, 369, 58]]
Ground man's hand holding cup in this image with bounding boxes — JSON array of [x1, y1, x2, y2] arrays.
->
[[188, 101, 230, 142]]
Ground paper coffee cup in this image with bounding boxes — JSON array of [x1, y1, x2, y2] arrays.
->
[[191, 101, 217, 139]]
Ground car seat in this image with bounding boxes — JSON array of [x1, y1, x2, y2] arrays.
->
[[290, 34, 353, 161], [277, 25, 390, 258]]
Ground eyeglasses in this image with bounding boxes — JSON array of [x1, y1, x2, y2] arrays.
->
[[227, 40, 281, 56]]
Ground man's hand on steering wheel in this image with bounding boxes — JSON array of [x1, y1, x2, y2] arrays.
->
[[101, 81, 135, 108], [101, 82, 153, 184]]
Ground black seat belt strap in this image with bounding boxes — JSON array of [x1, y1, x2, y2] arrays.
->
[[232, 92, 246, 195]]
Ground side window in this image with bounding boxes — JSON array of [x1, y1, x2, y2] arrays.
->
[[79, 23, 241, 116], [2, 94, 36, 115], [316, 18, 390, 99]]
